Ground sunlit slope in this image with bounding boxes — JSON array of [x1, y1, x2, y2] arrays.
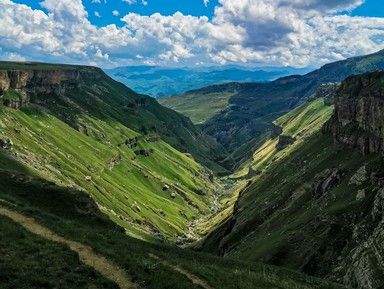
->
[[0, 62, 227, 173], [160, 87, 236, 125], [235, 98, 333, 177], [0, 104, 218, 240], [201, 93, 384, 288], [0, 159, 346, 289]]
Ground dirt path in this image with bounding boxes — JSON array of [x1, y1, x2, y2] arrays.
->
[[148, 253, 215, 289], [0, 206, 137, 289]]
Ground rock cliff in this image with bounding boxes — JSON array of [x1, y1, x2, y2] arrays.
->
[[0, 66, 103, 108], [324, 71, 384, 155]]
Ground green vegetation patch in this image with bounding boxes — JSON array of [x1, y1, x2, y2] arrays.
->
[[0, 105, 218, 240], [0, 167, 345, 289], [0, 216, 118, 289], [160, 91, 235, 125]]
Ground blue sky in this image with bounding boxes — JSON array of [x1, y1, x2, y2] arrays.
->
[[1, 0, 384, 68], [352, 0, 384, 17], [13, 0, 383, 26], [12, 0, 220, 26]]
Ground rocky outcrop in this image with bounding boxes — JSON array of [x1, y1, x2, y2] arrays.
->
[[271, 123, 283, 138], [312, 168, 342, 197], [1, 89, 30, 109], [0, 138, 13, 150], [0, 66, 103, 109], [312, 82, 340, 106], [276, 135, 295, 150], [324, 71, 384, 155], [134, 148, 154, 157]]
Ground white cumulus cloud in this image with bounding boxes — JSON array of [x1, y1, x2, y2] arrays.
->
[[0, 0, 383, 68]]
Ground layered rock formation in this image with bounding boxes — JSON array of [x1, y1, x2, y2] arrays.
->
[[322, 71, 384, 288], [324, 71, 384, 155], [0, 66, 103, 108]]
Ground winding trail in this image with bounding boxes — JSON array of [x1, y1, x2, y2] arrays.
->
[[148, 253, 215, 289], [0, 206, 137, 289]]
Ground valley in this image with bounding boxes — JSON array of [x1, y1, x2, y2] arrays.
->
[[162, 49, 384, 170], [2, 0, 384, 288], [1, 52, 384, 289]]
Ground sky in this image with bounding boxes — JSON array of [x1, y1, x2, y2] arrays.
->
[[0, 0, 384, 68]]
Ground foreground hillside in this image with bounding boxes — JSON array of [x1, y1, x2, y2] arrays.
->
[[0, 150, 345, 289], [201, 72, 384, 289], [0, 62, 228, 240], [162, 49, 384, 169]]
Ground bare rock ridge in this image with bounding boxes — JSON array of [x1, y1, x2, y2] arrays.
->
[[0, 66, 103, 108], [324, 71, 384, 155]]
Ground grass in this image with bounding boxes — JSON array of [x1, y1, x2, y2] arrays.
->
[[0, 216, 118, 289], [201, 96, 384, 286], [2, 89, 21, 100], [0, 61, 98, 71], [0, 61, 230, 239], [0, 61, 226, 173], [234, 98, 333, 178], [160, 91, 235, 125], [0, 105, 219, 240], [0, 164, 346, 289]]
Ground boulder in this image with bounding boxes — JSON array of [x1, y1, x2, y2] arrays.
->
[[313, 168, 342, 197], [0, 138, 13, 150], [276, 135, 295, 150], [349, 166, 367, 186], [162, 184, 170, 191], [356, 189, 366, 201]]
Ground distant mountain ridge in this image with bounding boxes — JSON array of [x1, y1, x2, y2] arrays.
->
[[106, 65, 310, 98], [162, 49, 384, 169]]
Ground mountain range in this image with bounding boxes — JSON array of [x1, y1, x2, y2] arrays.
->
[[106, 65, 310, 98], [161, 49, 384, 170]]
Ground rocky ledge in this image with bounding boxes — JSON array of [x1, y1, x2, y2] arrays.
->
[[324, 71, 384, 155], [0, 65, 103, 108]]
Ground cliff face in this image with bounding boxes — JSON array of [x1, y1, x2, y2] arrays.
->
[[0, 67, 103, 108], [324, 71, 384, 155]]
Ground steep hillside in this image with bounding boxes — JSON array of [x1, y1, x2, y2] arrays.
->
[[0, 150, 345, 289], [162, 49, 384, 169], [160, 83, 238, 125], [201, 72, 384, 289], [0, 61, 228, 240], [0, 61, 226, 172], [233, 97, 334, 178]]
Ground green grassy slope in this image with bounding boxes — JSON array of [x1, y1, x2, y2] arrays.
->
[[0, 155, 345, 289], [201, 97, 384, 288], [0, 104, 219, 240], [218, 134, 384, 287], [160, 87, 236, 125], [0, 216, 119, 289], [0, 61, 230, 239], [0, 61, 227, 173], [233, 98, 333, 178]]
